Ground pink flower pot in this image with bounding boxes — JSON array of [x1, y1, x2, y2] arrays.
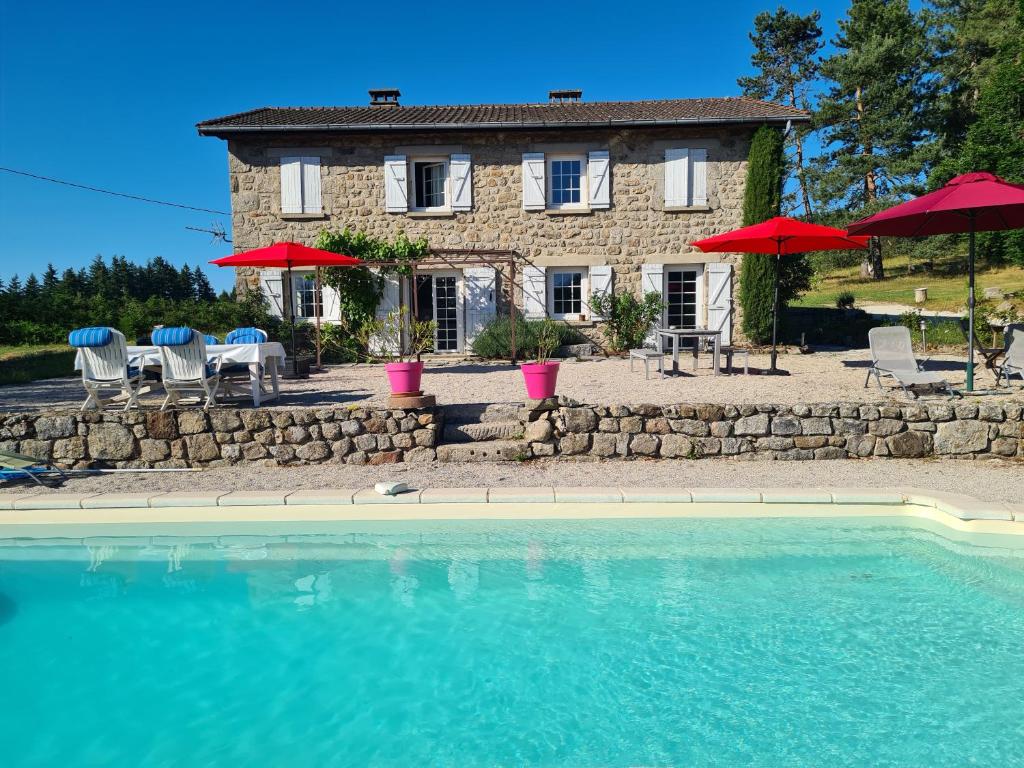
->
[[520, 361, 560, 399], [385, 361, 424, 394]]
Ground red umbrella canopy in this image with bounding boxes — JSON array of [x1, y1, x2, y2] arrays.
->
[[210, 242, 361, 268], [847, 172, 1024, 237], [691, 216, 868, 255]]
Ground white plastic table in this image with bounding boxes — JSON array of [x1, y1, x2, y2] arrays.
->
[[75, 342, 287, 407], [656, 328, 722, 375]]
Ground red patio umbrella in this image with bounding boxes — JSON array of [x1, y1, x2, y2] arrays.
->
[[211, 242, 362, 377], [692, 217, 868, 374], [847, 172, 1024, 391]]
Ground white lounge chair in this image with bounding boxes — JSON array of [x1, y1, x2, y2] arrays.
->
[[998, 324, 1024, 386], [153, 327, 223, 411], [69, 326, 147, 411], [866, 326, 956, 398]]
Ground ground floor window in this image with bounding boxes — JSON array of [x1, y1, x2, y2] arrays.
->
[[293, 272, 321, 318], [549, 268, 586, 319]]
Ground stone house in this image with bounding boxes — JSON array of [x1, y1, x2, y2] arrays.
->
[[198, 89, 807, 353]]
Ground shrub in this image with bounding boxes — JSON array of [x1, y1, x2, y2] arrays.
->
[[835, 290, 856, 309], [470, 317, 583, 360], [589, 290, 664, 353]]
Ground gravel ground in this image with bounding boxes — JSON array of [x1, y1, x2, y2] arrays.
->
[[3, 457, 1022, 504], [2, 349, 1020, 411]]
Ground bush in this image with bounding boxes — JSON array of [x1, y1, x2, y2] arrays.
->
[[589, 290, 664, 353], [470, 317, 584, 360], [835, 290, 856, 309]]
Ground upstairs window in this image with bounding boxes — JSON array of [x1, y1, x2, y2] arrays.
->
[[547, 155, 586, 209], [280, 156, 322, 214], [412, 159, 449, 210]]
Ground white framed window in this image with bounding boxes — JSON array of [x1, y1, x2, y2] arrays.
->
[[280, 156, 322, 214], [292, 271, 321, 319], [548, 268, 588, 319], [547, 154, 588, 210], [410, 157, 450, 211]]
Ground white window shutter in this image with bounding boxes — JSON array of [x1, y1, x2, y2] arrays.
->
[[280, 157, 303, 214], [664, 149, 689, 207], [522, 265, 547, 318], [587, 150, 610, 209], [321, 283, 340, 321], [522, 153, 546, 210], [641, 263, 664, 346], [450, 154, 472, 211], [258, 269, 284, 318], [706, 262, 733, 345], [301, 157, 322, 213], [588, 265, 613, 320], [463, 267, 497, 349], [691, 149, 708, 207], [370, 271, 402, 354], [384, 155, 408, 213]]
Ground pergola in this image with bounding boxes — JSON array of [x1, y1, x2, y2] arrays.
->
[[311, 248, 526, 364]]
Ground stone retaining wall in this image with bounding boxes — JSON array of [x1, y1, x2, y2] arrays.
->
[[0, 408, 442, 469], [514, 399, 1023, 461]]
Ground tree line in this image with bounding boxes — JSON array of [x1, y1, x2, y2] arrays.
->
[[0, 255, 275, 345], [740, 0, 1024, 276]]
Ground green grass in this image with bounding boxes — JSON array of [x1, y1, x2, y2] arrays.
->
[[0, 345, 76, 386], [796, 258, 1024, 312]]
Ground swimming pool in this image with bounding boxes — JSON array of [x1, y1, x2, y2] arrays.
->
[[2, 514, 1023, 766]]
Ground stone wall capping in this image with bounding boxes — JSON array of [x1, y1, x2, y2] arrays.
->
[[0, 493, 41, 510], [828, 489, 906, 505], [284, 489, 357, 505], [760, 489, 834, 504], [620, 488, 693, 503], [910, 490, 1014, 521], [488, 487, 556, 503], [553, 487, 624, 503], [420, 488, 489, 504], [80, 493, 158, 509], [352, 488, 424, 504], [149, 492, 227, 508], [13, 493, 99, 510]]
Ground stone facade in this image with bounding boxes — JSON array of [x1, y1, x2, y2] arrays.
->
[[4, 400, 1022, 468], [224, 125, 754, 333]]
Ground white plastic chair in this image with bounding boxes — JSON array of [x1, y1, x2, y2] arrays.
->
[[153, 327, 223, 411], [221, 327, 269, 396], [866, 326, 955, 398], [69, 327, 146, 411], [999, 324, 1024, 386]]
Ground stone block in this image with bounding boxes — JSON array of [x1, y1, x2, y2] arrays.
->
[[934, 420, 988, 454], [886, 430, 932, 458], [524, 420, 554, 443], [531, 441, 556, 456], [210, 410, 242, 432], [139, 439, 170, 462], [34, 415, 76, 440], [340, 420, 364, 437], [869, 419, 903, 437], [660, 433, 695, 458], [177, 411, 208, 435], [792, 436, 825, 449], [563, 407, 598, 433], [559, 433, 591, 455], [771, 415, 801, 436], [185, 433, 219, 462], [368, 450, 401, 465], [629, 433, 659, 455], [87, 423, 136, 461], [990, 437, 1017, 457], [800, 417, 832, 435], [239, 410, 271, 431], [619, 416, 643, 434], [671, 419, 710, 437], [710, 421, 732, 437], [734, 414, 769, 436], [590, 433, 617, 457], [404, 447, 436, 463], [295, 441, 330, 461], [644, 417, 672, 434], [18, 439, 51, 460], [52, 437, 86, 461]]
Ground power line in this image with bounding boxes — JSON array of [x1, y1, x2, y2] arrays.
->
[[0, 166, 230, 216]]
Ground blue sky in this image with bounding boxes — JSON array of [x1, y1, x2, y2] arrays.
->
[[0, 0, 848, 293]]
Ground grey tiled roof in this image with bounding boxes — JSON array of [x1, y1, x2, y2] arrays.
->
[[197, 97, 808, 135]]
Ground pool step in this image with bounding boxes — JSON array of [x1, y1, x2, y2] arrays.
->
[[443, 421, 524, 444], [436, 440, 531, 462]]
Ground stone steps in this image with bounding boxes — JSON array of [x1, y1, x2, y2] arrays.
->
[[442, 403, 522, 425], [443, 421, 524, 443], [436, 440, 531, 462]]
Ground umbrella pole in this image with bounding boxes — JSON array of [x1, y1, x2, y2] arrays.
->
[[314, 267, 322, 371], [770, 243, 781, 374], [966, 215, 976, 392], [288, 264, 298, 377]]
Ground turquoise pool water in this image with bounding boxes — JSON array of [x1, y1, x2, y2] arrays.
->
[[1, 518, 1023, 767]]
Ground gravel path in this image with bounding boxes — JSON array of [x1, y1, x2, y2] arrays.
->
[[3, 457, 1021, 504], [3, 350, 1019, 411]]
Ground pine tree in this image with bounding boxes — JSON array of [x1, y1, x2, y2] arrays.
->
[[740, 126, 792, 344], [192, 266, 216, 302], [738, 6, 823, 216], [811, 0, 931, 279], [42, 264, 58, 291]]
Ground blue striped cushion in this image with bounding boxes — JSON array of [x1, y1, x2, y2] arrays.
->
[[226, 327, 267, 344], [151, 327, 194, 346], [203, 334, 220, 345], [68, 327, 113, 348]]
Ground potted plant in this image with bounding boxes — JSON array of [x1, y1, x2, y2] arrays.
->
[[520, 319, 562, 399], [360, 308, 436, 394]]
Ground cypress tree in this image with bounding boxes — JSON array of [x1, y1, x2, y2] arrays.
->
[[740, 125, 785, 344]]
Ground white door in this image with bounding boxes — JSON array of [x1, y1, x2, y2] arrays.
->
[[662, 266, 704, 351], [464, 267, 497, 351], [428, 270, 464, 353]]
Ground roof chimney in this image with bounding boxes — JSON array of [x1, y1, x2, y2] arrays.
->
[[548, 89, 582, 104], [369, 88, 401, 107]]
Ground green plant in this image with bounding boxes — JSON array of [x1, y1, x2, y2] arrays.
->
[[589, 290, 664, 353], [357, 308, 436, 363], [835, 290, 856, 309], [469, 317, 584, 360], [533, 319, 562, 363]]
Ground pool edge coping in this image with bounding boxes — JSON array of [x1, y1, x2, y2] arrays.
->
[[0, 486, 1021, 537]]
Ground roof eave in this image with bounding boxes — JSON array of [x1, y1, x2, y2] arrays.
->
[[196, 114, 808, 138]]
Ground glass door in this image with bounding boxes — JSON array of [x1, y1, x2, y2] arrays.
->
[[663, 268, 700, 352], [414, 271, 463, 353]]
